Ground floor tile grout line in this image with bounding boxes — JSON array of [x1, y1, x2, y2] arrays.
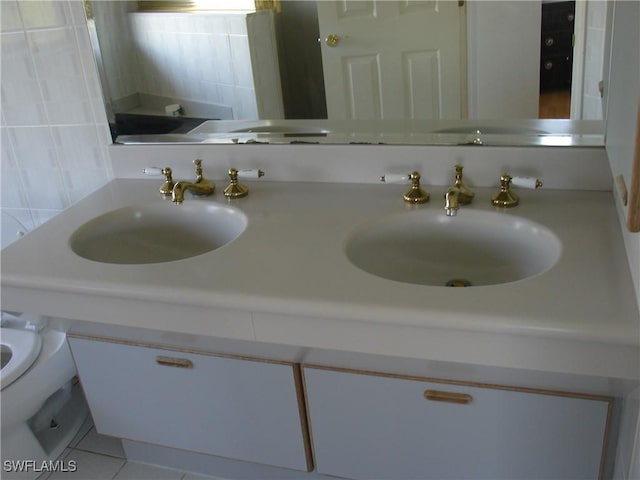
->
[[34, 422, 222, 480], [69, 418, 94, 449], [71, 445, 126, 460], [41, 433, 223, 480], [110, 458, 127, 480]]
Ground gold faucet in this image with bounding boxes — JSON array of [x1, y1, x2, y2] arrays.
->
[[491, 173, 543, 208], [380, 171, 429, 204], [444, 165, 474, 216], [159, 167, 175, 198], [444, 187, 461, 216], [171, 159, 215, 204], [224, 168, 264, 198], [404, 171, 429, 204], [451, 165, 474, 204], [491, 174, 519, 207]]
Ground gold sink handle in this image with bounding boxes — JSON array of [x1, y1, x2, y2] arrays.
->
[[159, 167, 175, 198], [143, 166, 175, 198], [491, 174, 542, 208], [224, 168, 265, 199], [380, 171, 429, 204]]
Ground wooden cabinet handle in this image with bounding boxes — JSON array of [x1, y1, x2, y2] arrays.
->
[[424, 389, 472, 404], [156, 356, 193, 369]]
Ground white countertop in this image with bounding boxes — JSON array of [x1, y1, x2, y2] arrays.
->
[[1, 179, 638, 384]]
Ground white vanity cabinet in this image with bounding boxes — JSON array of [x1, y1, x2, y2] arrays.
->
[[303, 366, 612, 479], [68, 337, 311, 472]]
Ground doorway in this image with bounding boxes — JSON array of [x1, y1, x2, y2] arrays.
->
[[538, 0, 607, 121], [539, 0, 575, 119]]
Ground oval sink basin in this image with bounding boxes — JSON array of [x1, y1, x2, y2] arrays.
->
[[345, 210, 561, 287], [70, 202, 247, 264]]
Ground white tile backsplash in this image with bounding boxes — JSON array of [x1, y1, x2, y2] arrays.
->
[[29, 28, 95, 125], [19, 1, 72, 30], [68, 0, 89, 26], [1, 1, 23, 32], [0, 129, 30, 211], [235, 86, 259, 119], [1, 172, 29, 210], [51, 125, 108, 169], [21, 167, 70, 210], [229, 35, 253, 88], [7, 126, 58, 169], [30, 208, 65, 228], [0, 31, 48, 126], [63, 167, 111, 204], [226, 14, 248, 35], [1, 0, 113, 230], [1, 209, 33, 248]]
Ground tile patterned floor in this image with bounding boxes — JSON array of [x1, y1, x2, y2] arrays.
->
[[35, 416, 223, 480]]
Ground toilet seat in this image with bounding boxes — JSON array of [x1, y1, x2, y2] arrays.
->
[[1, 328, 42, 390]]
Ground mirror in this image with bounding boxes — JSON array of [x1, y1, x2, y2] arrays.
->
[[86, 0, 606, 146]]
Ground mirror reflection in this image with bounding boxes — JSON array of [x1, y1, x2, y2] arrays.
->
[[85, 0, 606, 145]]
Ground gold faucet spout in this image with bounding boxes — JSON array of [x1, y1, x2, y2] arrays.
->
[[171, 179, 215, 204], [170, 159, 215, 204], [444, 186, 460, 216]]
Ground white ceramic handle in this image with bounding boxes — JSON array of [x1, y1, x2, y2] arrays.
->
[[237, 169, 264, 179], [511, 176, 543, 189], [380, 174, 409, 184], [143, 167, 164, 176]]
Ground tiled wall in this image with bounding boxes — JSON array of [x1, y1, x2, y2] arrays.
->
[[90, 1, 138, 111], [129, 11, 258, 119], [1, 0, 113, 247], [94, 5, 259, 120]]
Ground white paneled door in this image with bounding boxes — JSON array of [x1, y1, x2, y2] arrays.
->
[[317, 0, 464, 120]]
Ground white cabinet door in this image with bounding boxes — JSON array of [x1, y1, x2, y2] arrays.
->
[[69, 338, 311, 472], [303, 366, 611, 479]]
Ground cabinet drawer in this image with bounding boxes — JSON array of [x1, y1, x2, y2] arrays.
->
[[541, 30, 573, 53], [69, 337, 311, 471], [542, 1, 576, 31], [303, 366, 611, 479], [540, 54, 573, 90]]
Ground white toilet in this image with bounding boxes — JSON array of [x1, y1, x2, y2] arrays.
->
[[1, 315, 88, 479]]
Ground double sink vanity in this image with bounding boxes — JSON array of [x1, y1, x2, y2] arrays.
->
[[2, 150, 639, 478]]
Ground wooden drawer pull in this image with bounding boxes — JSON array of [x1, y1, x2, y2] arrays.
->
[[424, 390, 472, 404], [156, 356, 193, 369]]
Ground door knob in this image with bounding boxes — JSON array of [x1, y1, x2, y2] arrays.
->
[[325, 34, 340, 47]]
